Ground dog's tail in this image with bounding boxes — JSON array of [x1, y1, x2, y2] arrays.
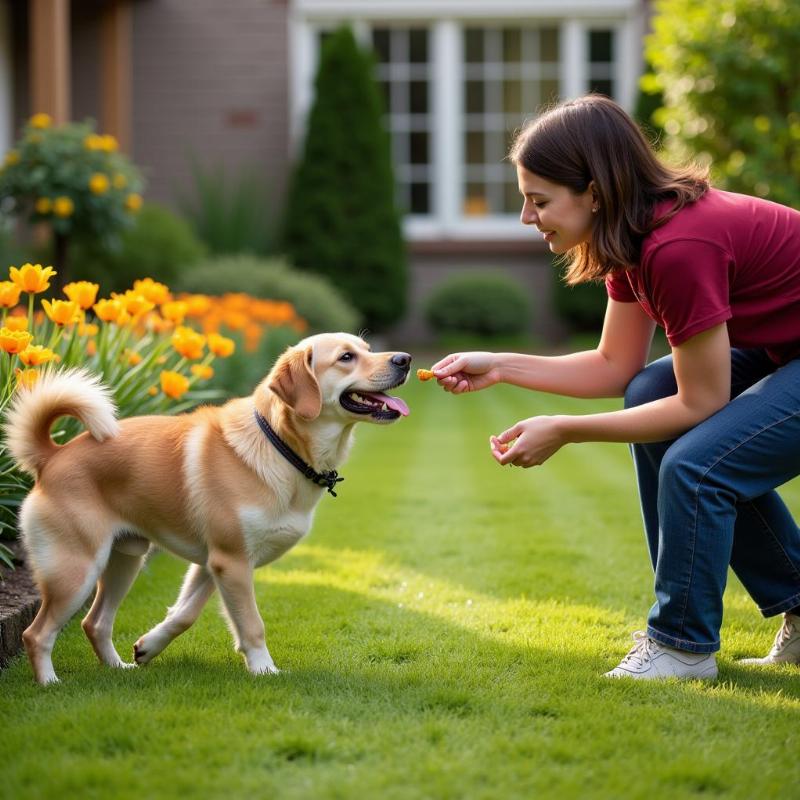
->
[[4, 368, 120, 477]]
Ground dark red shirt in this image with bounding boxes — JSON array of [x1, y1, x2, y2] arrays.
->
[[605, 189, 800, 363]]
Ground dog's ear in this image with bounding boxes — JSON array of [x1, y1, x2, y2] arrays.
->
[[268, 346, 322, 421]]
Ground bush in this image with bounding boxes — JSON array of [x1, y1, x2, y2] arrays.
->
[[552, 273, 608, 332], [71, 203, 207, 293], [645, 0, 800, 207], [280, 26, 407, 332], [179, 158, 272, 257], [424, 273, 531, 338], [175, 255, 361, 334]]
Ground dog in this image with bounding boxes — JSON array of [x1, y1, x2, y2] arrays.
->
[[5, 332, 411, 684]]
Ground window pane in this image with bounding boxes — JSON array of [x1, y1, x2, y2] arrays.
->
[[541, 28, 559, 62], [589, 79, 614, 98], [466, 80, 485, 114], [409, 28, 428, 63], [372, 29, 390, 63], [410, 182, 429, 214], [466, 131, 484, 164], [465, 29, 483, 62], [589, 30, 613, 63], [409, 80, 428, 114], [464, 183, 489, 216], [409, 132, 428, 165], [503, 29, 521, 63], [504, 181, 522, 214], [540, 79, 559, 106], [503, 79, 522, 114]]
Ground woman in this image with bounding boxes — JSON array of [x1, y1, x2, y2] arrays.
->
[[432, 95, 800, 680]]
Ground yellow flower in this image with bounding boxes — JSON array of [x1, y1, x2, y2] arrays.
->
[[5, 315, 28, 332], [124, 349, 142, 366], [84, 134, 103, 151], [93, 298, 126, 323], [89, 173, 110, 194], [161, 301, 188, 324], [160, 370, 189, 399], [0, 327, 33, 354], [101, 134, 118, 152], [53, 196, 74, 217], [190, 364, 214, 380], [207, 332, 236, 358], [41, 298, 80, 326], [4, 150, 20, 167], [86, 339, 97, 356], [111, 290, 155, 317], [112, 173, 127, 190], [15, 368, 39, 390], [0, 281, 22, 307], [18, 344, 55, 366], [183, 294, 212, 318], [29, 113, 52, 129], [63, 281, 100, 310], [35, 197, 52, 215], [9, 263, 57, 293], [78, 321, 99, 337], [171, 325, 206, 360], [125, 193, 143, 212], [147, 386, 158, 396], [133, 278, 171, 305]]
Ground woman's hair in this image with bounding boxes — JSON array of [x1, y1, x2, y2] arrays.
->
[[508, 94, 709, 284]]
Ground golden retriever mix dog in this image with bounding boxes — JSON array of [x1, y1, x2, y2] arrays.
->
[[5, 333, 411, 684]]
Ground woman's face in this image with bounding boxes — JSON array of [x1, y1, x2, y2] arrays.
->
[[516, 166, 596, 254]]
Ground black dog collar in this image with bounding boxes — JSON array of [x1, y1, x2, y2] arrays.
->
[[254, 409, 344, 497]]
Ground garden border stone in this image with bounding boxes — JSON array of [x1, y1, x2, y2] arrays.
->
[[0, 541, 40, 669]]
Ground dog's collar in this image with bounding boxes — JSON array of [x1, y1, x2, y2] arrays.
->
[[254, 409, 344, 497]]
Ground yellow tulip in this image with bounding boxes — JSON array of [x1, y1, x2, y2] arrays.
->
[[15, 368, 39, 390], [41, 298, 80, 326], [53, 196, 74, 217], [9, 263, 57, 294], [133, 278, 171, 305], [124, 349, 142, 366], [111, 290, 155, 317], [93, 298, 126, 323], [5, 315, 28, 332], [0, 280, 22, 307], [18, 344, 55, 366], [171, 326, 206, 360], [35, 197, 52, 215], [125, 193, 143, 212], [160, 370, 189, 399], [63, 281, 100, 310], [183, 294, 212, 318], [207, 333, 236, 358], [89, 173, 110, 194], [78, 322, 99, 337], [190, 364, 214, 380], [29, 113, 52, 129], [0, 327, 33, 354], [161, 301, 188, 324]]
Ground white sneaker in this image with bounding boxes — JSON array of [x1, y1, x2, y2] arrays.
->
[[604, 630, 718, 680], [739, 613, 800, 666]]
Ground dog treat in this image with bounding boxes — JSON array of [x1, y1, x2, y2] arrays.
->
[[417, 368, 435, 381]]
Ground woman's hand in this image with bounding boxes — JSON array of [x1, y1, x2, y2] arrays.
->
[[489, 416, 571, 468], [430, 352, 501, 394]]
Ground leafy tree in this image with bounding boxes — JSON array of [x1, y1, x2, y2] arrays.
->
[[643, 0, 800, 207], [281, 26, 407, 332]]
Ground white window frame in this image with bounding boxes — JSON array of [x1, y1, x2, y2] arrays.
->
[[288, 0, 644, 241]]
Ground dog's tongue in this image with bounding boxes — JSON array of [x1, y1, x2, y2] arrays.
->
[[372, 392, 409, 417]]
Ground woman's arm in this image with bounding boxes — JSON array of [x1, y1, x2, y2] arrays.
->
[[493, 322, 732, 466], [434, 299, 656, 398]]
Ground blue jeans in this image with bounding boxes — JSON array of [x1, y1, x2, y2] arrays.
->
[[624, 349, 800, 654]]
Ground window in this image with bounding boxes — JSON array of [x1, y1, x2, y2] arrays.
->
[[462, 27, 560, 217], [587, 29, 615, 98], [372, 27, 432, 215]]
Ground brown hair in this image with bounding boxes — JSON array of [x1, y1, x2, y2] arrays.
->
[[508, 95, 709, 284]]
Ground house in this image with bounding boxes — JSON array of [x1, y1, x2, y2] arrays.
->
[[0, 0, 648, 341]]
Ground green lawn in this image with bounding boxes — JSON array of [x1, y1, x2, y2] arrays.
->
[[2, 366, 800, 799]]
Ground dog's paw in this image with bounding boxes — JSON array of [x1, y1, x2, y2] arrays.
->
[[133, 641, 151, 665]]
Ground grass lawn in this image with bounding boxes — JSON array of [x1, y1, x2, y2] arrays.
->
[[2, 362, 800, 799]]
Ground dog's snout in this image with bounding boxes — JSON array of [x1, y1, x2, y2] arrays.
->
[[391, 353, 412, 370]]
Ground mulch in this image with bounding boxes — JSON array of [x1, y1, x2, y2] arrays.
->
[[0, 539, 40, 668]]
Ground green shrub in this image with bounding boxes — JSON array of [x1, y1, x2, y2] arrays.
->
[[424, 273, 531, 338], [179, 158, 272, 257], [552, 274, 608, 332], [175, 255, 361, 333], [71, 203, 207, 292], [280, 26, 407, 332]]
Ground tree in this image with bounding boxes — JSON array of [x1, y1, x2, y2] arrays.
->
[[281, 26, 407, 332], [643, 0, 800, 208], [0, 114, 144, 286]]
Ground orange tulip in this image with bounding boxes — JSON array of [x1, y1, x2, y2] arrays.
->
[[161, 301, 188, 324], [19, 344, 56, 366], [0, 281, 21, 307], [133, 278, 171, 305], [64, 281, 100, 310], [15, 368, 39, 390], [5, 315, 28, 332], [171, 326, 206, 360], [9, 263, 56, 294], [41, 298, 80, 326], [111, 290, 155, 317], [93, 298, 126, 323], [190, 364, 214, 380], [207, 332, 236, 358], [160, 370, 189, 399], [0, 327, 33, 354]]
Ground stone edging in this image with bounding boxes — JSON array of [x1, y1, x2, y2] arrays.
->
[[0, 541, 41, 669]]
